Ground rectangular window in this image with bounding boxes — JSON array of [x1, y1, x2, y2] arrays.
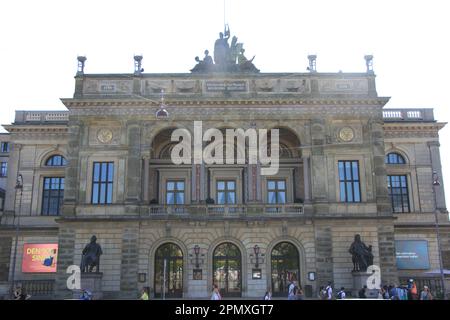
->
[[0, 162, 7, 177], [387, 175, 410, 213], [166, 180, 185, 204], [216, 180, 236, 204], [267, 180, 286, 204], [42, 177, 64, 216], [91, 162, 114, 204], [338, 160, 361, 202], [0, 142, 9, 153]]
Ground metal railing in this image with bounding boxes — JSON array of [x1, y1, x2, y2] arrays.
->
[[14, 280, 55, 299]]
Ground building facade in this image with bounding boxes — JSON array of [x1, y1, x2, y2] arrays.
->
[[0, 53, 449, 299]]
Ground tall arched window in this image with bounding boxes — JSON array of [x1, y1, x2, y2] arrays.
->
[[42, 155, 66, 216], [386, 152, 410, 212], [385, 153, 405, 164], [45, 155, 67, 166], [213, 243, 242, 297], [271, 242, 300, 297], [154, 243, 183, 298]]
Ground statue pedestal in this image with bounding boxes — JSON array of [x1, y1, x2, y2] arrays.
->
[[73, 273, 103, 300], [351, 272, 379, 298]]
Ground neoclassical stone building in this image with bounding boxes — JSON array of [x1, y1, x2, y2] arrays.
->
[[0, 51, 449, 299]]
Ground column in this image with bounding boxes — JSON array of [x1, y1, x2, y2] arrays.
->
[[142, 157, 150, 203], [302, 154, 311, 203]]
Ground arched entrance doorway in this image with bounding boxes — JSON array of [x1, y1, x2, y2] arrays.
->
[[154, 243, 183, 298], [213, 243, 242, 297], [271, 242, 300, 297]]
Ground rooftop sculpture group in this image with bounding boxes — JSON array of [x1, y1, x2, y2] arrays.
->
[[191, 25, 259, 73]]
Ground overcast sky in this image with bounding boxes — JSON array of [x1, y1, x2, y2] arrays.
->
[[1, 0, 450, 206]]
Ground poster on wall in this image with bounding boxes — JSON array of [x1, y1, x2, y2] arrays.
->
[[395, 240, 430, 270], [22, 243, 58, 273]]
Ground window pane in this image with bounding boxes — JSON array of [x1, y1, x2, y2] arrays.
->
[[101, 163, 108, 182], [353, 183, 360, 202], [227, 192, 236, 204], [345, 162, 351, 180], [217, 181, 225, 190], [167, 192, 174, 204], [277, 180, 285, 190], [167, 182, 175, 191], [107, 184, 113, 203], [338, 162, 345, 180], [217, 192, 225, 204], [227, 181, 235, 190], [278, 192, 286, 204], [268, 181, 276, 190], [352, 162, 359, 180], [346, 182, 353, 202], [93, 163, 100, 182], [268, 191, 276, 204], [177, 181, 185, 191], [108, 163, 114, 182], [340, 182, 346, 201], [92, 184, 99, 204], [99, 184, 106, 203], [176, 192, 184, 204]]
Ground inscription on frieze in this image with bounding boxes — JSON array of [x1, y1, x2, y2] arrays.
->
[[205, 81, 247, 92]]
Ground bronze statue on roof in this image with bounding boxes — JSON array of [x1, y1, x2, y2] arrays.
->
[[191, 25, 259, 73]]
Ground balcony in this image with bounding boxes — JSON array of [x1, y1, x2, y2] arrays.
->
[[13, 111, 69, 124], [382, 108, 435, 122], [140, 203, 304, 217]]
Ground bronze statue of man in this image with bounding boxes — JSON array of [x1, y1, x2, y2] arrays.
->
[[349, 234, 373, 272], [80, 235, 103, 273]]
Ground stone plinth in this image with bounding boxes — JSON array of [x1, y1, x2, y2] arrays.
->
[[352, 271, 379, 298], [73, 273, 103, 300]]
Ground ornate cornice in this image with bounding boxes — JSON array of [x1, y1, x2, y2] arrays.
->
[[3, 125, 68, 134], [61, 97, 389, 108]]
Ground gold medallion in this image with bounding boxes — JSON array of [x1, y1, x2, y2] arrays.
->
[[97, 128, 113, 144], [339, 127, 354, 142]]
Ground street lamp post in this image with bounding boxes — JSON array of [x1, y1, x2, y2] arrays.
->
[[432, 171, 446, 299], [10, 173, 23, 299]]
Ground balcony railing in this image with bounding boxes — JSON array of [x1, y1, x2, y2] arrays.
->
[[14, 111, 69, 124], [141, 203, 304, 217], [382, 108, 435, 122]]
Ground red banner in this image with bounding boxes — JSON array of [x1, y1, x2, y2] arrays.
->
[[22, 243, 58, 273]]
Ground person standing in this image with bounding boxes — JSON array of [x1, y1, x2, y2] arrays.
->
[[419, 286, 433, 300], [325, 282, 333, 300], [337, 287, 346, 299], [296, 286, 305, 300], [288, 280, 296, 300], [410, 280, 418, 300], [211, 285, 222, 300], [359, 285, 367, 298], [140, 287, 149, 300], [263, 289, 272, 300]]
